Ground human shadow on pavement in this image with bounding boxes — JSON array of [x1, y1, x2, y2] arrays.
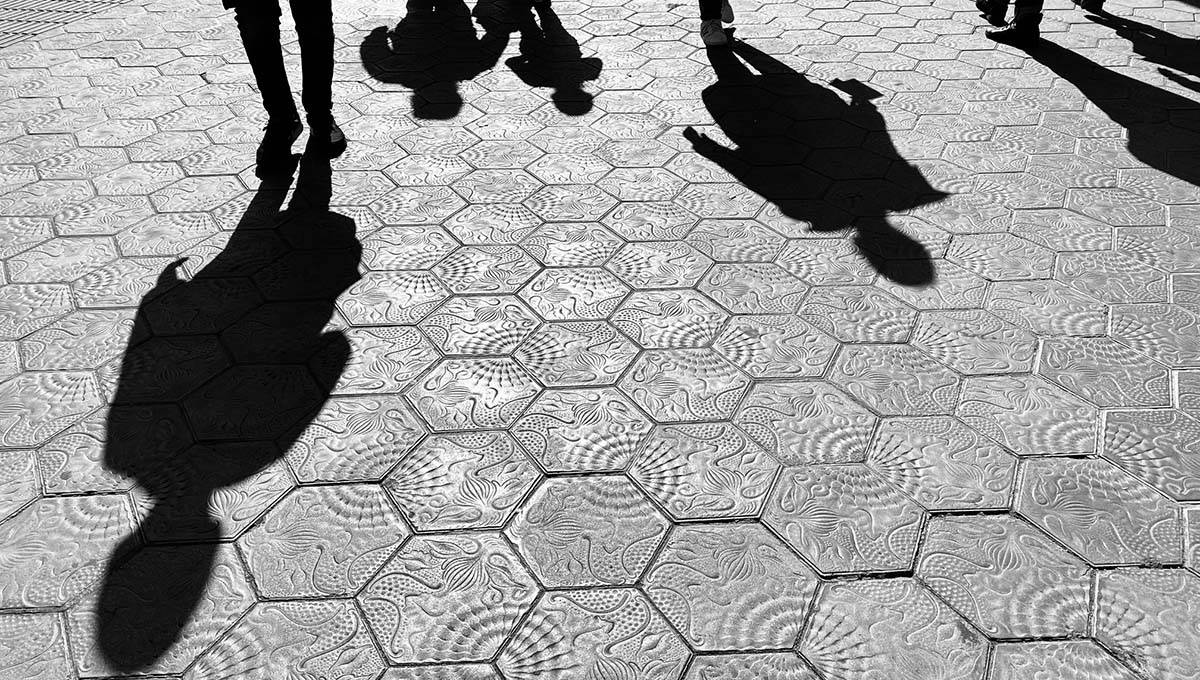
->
[[360, 0, 510, 119], [1088, 11, 1200, 95], [1021, 39, 1200, 188], [96, 150, 360, 672], [683, 40, 945, 286], [505, 3, 603, 115]]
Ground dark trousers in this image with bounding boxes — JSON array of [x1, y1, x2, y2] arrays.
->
[[233, 0, 334, 124], [699, 0, 722, 20], [989, 0, 1044, 19]]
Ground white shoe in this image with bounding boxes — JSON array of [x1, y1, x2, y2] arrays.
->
[[701, 19, 728, 46], [721, 0, 734, 22]]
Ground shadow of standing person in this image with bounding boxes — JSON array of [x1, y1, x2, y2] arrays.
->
[[93, 150, 361, 673], [1018, 39, 1200, 188], [683, 40, 945, 285], [1087, 11, 1200, 96], [360, 0, 510, 120], [505, 2, 603, 115]]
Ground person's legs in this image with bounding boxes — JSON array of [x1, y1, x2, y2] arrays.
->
[[699, 0, 727, 45], [234, 0, 299, 122], [288, 0, 345, 155]]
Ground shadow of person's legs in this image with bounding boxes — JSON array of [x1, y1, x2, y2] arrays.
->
[[94, 152, 360, 673]]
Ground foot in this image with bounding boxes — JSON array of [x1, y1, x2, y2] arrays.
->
[[307, 116, 347, 159], [721, 0, 734, 23], [986, 17, 1040, 48], [701, 19, 728, 46], [975, 0, 1007, 26], [256, 117, 302, 169], [1076, 0, 1103, 12]]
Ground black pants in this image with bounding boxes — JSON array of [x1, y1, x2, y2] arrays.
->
[[699, 0, 722, 20], [233, 0, 334, 124]]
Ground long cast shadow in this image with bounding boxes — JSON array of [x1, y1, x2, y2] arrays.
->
[[96, 151, 360, 672], [684, 40, 945, 286], [360, 0, 510, 119], [1087, 11, 1200, 96], [505, 3, 603, 115], [1021, 39, 1200, 188]]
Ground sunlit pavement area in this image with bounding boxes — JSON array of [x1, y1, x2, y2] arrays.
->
[[1, 0, 1199, 676]]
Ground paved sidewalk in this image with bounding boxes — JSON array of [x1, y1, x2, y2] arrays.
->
[[1, 0, 1199, 677]]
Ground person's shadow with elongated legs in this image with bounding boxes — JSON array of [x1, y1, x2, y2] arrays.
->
[[684, 40, 946, 285], [504, 2, 603, 115], [360, 0, 510, 119], [92, 150, 360, 674]]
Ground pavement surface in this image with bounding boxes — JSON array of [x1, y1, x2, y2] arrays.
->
[[1, 0, 1199, 677]]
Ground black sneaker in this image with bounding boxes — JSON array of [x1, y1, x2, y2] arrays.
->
[[307, 116, 347, 159], [975, 0, 1008, 26], [986, 15, 1041, 48], [256, 117, 303, 169], [1076, 0, 1103, 12]]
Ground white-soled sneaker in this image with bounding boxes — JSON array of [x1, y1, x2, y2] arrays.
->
[[700, 19, 728, 46], [721, 0, 734, 23]]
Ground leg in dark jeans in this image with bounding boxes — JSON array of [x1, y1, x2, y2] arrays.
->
[[234, 0, 300, 123], [288, 0, 334, 126], [699, 0, 721, 21]]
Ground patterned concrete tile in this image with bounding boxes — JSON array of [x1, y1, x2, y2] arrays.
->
[[917, 515, 1090, 638], [834, 343, 961, 416], [0, 614, 74, 680], [797, 579, 988, 680], [511, 387, 652, 472], [1038, 336, 1172, 408], [735, 380, 876, 465], [644, 523, 818, 650], [406, 357, 542, 431], [385, 431, 538, 531], [514, 321, 638, 387], [989, 641, 1139, 680], [358, 533, 537, 663], [498, 589, 688, 679], [619, 348, 751, 422], [612, 289, 727, 349], [506, 476, 668, 587], [1094, 569, 1200, 680]]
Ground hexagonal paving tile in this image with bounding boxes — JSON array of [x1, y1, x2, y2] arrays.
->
[[506, 475, 669, 587], [700, 262, 809, 314], [406, 358, 542, 431], [990, 641, 1139, 680], [238, 485, 405, 598], [520, 221, 623, 266], [765, 464, 925, 575], [518, 267, 629, 320], [912, 309, 1037, 375], [420, 295, 540, 355], [833, 343, 961, 416], [866, 416, 1016, 511], [1055, 250, 1167, 303], [686, 219, 786, 262], [432, 245, 541, 295], [618, 348, 751, 422], [498, 588, 688, 679], [986, 279, 1108, 337], [362, 224, 458, 270], [321, 326, 439, 396], [798, 285, 918, 343], [797, 579, 988, 680], [358, 533, 538, 664], [946, 232, 1055, 280], [685, 654, 818, 680], [956, 374, 1097, 456], [442, 204, 543, 245], [0, 495, 135, 608], [611, 289, 727, 349], [644, 523, 819, 650], [0, 614, 74, 680], [917, 515, 1091, 638], [338, 270, 450, 325], [0, 371, 104, 448], [384, 431, 539, 531], [1094, 569, 1200, 680], [514, 321, 638, 387], [1103, 409, 1200, 501], [606, 240, 713, 288], [510, 387, 653, 472], [734, 380, 876, 465], [284, 395, 426, 483], [1110, 302, 1200, 368], [186, 600, 383, 680], [1038, 336, 1171, 408], [630, 423, 779, 521], [1017, 458, 1182, 567], [715, 314, 839, 378]]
